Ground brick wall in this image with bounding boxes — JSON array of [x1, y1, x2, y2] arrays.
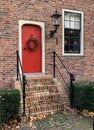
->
[[0, 0, 94, 87]]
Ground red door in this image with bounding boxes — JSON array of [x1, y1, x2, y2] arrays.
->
[[22, 24, 42, 73]]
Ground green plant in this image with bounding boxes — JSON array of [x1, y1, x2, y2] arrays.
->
[[86, 82, 94, 112], [73, 81, 94, 112], [0, 89, 20, 123], [0, 88, 2, 129]]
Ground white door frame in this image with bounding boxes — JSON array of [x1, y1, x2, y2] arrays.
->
[[19, 20, 45, 74]]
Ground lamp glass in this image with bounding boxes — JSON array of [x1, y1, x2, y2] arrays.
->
[[53, 17, 60, 26], [51, 10, 61, 27]]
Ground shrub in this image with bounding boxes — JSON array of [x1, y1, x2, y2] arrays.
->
[[0, 89, 20, 124], [86, 82, 94, 112], [73, 81, 94, 112], [0, 88, 2, 129]]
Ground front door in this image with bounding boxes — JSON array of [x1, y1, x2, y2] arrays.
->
[[22, 24, 42, 73]]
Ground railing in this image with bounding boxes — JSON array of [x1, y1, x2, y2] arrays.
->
[[53, 51, 75, 108], [16, 50, 27, 116], [53, 51, 94, 130]]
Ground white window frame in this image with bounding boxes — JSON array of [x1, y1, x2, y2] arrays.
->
[[62, 9, 84, 56]]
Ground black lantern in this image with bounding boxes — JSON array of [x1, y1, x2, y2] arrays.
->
[[50, 9, 61, 38]]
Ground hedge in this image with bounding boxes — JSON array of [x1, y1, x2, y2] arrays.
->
[[73, 81, 94, 112], [0, 88, 2, 129], [0, 88, 20, 124]]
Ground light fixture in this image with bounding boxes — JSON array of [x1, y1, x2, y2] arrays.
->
[[50, 9, 61, 38]]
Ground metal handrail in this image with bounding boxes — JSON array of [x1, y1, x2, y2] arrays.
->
[[16, 50, 27, 116], [55, 52, 70, 74], [53, 51, 75, 108]]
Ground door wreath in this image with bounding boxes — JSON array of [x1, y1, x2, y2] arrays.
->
[[26, 37, 39, 51]]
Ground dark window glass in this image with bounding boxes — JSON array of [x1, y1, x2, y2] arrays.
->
[[64, 12, 81, 54]]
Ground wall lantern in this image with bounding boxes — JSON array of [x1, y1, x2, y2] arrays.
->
[[50, 9, 62, 38]]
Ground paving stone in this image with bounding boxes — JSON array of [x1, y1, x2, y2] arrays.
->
[[2, 112, 93, 130], [33, 112, 93, 130]]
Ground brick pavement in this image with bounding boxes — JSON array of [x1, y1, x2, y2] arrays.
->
[[16, 112, 93, 130]]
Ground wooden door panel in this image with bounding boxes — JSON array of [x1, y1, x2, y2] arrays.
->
[[22, 24, 42, 73]]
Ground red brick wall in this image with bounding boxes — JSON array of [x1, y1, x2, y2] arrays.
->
[[0, 0, 94, 87]]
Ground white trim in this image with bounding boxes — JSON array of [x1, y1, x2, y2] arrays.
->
[[19, 20, 45, 74], [62, 9, 84, 56]]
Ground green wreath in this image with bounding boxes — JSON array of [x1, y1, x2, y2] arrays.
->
[[26, 37, 39, 51]]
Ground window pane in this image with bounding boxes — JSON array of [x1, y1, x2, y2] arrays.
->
[[69, 30, 75, 37], [65, 29, 69, 36], [64, 12, 81, 30], [72, 39, 80, 53], [70, 21, 75, 29], [76, 15, 81, 22], [65, 21, 69, 28], [64, 29, 80, 54], [75, 22, 80, 29], [65, 13, 69, 20], [64, 10, 83, 55], [70, 15, 75, 21], [75, 30, 80, 37]]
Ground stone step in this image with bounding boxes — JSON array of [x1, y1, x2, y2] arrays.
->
[[17, 75, 70, 117], [26, 95, 63, 105], [26, 84, 58, 93], [63, 96, 70, 108], [26, 75, 54, 85], [26, 93, 63, 104], [29, 102, 64, 115]]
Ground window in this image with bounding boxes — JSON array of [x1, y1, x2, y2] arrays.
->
[[63, 9, 84, 56]]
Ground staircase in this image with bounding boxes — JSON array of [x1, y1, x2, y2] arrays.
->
[[16, 51, 74, 118], [23, 75, 70, 117]]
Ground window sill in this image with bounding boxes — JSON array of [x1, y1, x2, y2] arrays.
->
[[63, 53, 84, 56]]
